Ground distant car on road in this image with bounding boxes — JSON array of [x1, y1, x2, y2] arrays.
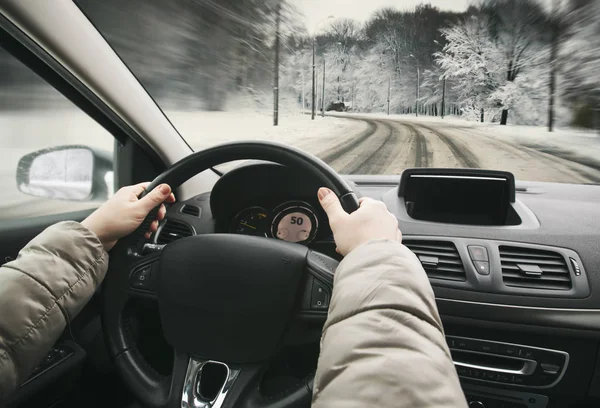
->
[[326, 101, 346, 112]]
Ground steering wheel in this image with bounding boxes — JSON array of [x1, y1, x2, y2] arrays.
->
[[102, 141, 360, 408]]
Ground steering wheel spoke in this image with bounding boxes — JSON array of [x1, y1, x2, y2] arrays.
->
[[127, 254, 160, 300], [296, 251, 337, 323]]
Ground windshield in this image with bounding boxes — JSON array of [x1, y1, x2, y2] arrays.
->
[[77, 0, 600, 183]]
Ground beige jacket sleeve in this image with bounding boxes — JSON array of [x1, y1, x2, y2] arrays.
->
[[312, 240, 467, 408], [0, 221, 108, 399]]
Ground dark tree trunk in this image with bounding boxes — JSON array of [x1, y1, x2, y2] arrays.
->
[[500, 109, 509, 125], [481, 108, 485, 122]]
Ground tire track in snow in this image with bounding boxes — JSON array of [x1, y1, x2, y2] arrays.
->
[[317, 118, 377, 164], [343, 120, 397, 174], [410, 122, 480, 168], [399, 122, 430, 168]]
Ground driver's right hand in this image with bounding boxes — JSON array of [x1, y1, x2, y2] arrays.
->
[[317, 187, 402, 256]]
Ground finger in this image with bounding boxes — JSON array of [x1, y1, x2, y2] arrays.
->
[[131, 182, 151, 197], [358, 197, 376, 207], [144, 231, 152, 239], [157, 204, 167, 221], [318, 188, 347, 223], [148, 219, 159, 233], [165, 193, 176, 203], [138, 184, 172, 213]]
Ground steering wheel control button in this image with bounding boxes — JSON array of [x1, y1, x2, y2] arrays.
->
[[130, 266, 153, 290], [473, 261, 490, 275], [468, 245, 489, 262], [311, 281, 330, 309]]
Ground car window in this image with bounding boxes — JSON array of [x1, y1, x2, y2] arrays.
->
[[0, 47, 115, 220]]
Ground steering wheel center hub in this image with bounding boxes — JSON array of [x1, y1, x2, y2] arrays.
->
[[157, 234, 309, 363]]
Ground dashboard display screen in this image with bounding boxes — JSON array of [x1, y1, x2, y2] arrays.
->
[[276, 212, 312, 242], [404, 175, 511, 226]]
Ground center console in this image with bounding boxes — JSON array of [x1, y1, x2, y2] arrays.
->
[[447, 336, 569, 388], [446, 336, 569, 408]]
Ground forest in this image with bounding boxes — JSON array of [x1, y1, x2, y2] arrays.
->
[[0, 0, 598, 129]]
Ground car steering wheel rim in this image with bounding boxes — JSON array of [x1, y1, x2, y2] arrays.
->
[[102, 141, 359, 408]]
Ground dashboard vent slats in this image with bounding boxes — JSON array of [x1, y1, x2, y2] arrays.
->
[[500, 246, 571, 291], [157, 220, 193, 245], [403, 240, 466, 281]]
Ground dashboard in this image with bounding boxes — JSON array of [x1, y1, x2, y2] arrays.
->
[[153, 161, 600, 408]]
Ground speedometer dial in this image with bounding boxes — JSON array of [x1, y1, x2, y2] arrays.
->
[[271, 202, 318, 244], [231, 207, 269, 236]]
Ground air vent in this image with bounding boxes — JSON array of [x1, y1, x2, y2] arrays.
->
[[180, 204, 201, 217], [403, 240, 466, 281], [500, 246, 571, 290], [157, 220, 193, 245]]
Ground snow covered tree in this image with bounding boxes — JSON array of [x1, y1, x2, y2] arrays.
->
[[436, 16, 503, 121], [482, 0, 547, 124]]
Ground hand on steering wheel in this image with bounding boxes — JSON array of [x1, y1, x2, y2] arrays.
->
[[82, 183, 175, 251]]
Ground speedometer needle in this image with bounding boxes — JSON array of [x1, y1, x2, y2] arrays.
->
[[241, 222, 256, 230]]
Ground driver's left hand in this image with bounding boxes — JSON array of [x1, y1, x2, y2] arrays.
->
[[82, 182, 175, 251]]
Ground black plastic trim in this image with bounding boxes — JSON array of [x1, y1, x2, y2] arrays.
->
[[437, 298, 600, 332]]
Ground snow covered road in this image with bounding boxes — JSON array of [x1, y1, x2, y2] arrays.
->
[[325, 114, 600, 184]]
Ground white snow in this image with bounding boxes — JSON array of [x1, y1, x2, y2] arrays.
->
[[167, 110, 357, 150]]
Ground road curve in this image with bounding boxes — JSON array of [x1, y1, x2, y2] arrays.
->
[[321, 114, 600, 183]]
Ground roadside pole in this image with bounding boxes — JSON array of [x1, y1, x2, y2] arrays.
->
[[351, 80, 355, 112], [301, 70, 305, 115], [441, 77, 446, 119], [387, 77, 391, 115], [311, 41, 316, 120], [321, 58, 326, 117], [273, 1, 281, 126]]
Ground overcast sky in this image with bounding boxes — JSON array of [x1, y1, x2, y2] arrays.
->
[[296, 0, 471, 33]]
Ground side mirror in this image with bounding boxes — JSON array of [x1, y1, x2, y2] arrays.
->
[[16, 145, 113, 201]]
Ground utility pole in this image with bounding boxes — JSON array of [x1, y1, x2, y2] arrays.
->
[[351, 80, 355, 112], [548, 0, 560, 132], [387, 77, 391, 115], [410, 54, 419, 117], [321, 58, 326, 117], [311, 41, 316, 120], [273, 1, 281, 126], [441, 77, 446, 119], [416, 66, 420, 116], [301, 70, 305, 115]]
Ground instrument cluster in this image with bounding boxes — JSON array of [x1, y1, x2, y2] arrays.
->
[[231, 200, 319, 244]]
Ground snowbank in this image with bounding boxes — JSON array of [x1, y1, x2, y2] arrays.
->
[[166, 110, 358, 151]]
